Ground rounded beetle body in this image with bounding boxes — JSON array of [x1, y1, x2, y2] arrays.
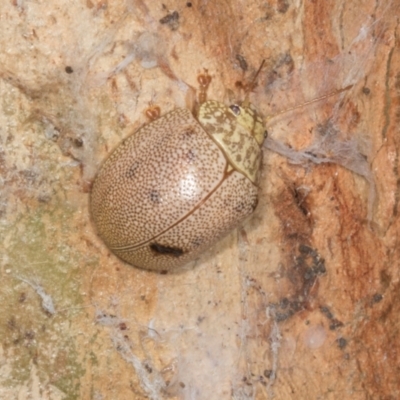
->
[[90, 98, 266, 272]]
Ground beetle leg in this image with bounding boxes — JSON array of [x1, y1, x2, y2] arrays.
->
[[197, 69, 212, 105]]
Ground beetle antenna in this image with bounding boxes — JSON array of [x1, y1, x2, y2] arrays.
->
[[242, 60, 266, 108], [267, 84, 353, 121]]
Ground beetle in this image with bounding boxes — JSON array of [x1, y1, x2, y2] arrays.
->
[[90, 67, 267, 272]]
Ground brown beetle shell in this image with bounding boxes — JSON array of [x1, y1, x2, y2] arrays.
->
[[90, 108, 259, 272]]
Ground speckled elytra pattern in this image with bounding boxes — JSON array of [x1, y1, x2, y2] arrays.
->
[[198, 100, 263, 183], [90, 106, 262, 272], [116, 170, 258, 270]]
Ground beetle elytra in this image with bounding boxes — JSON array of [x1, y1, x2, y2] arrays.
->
[[90, 69, 267, 272]]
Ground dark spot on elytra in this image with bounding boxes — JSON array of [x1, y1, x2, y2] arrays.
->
[[65, 66, 73, 74], [150, 243, 184, 257], [126, 162, 140, 179], [149, 190, 161, 203]]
